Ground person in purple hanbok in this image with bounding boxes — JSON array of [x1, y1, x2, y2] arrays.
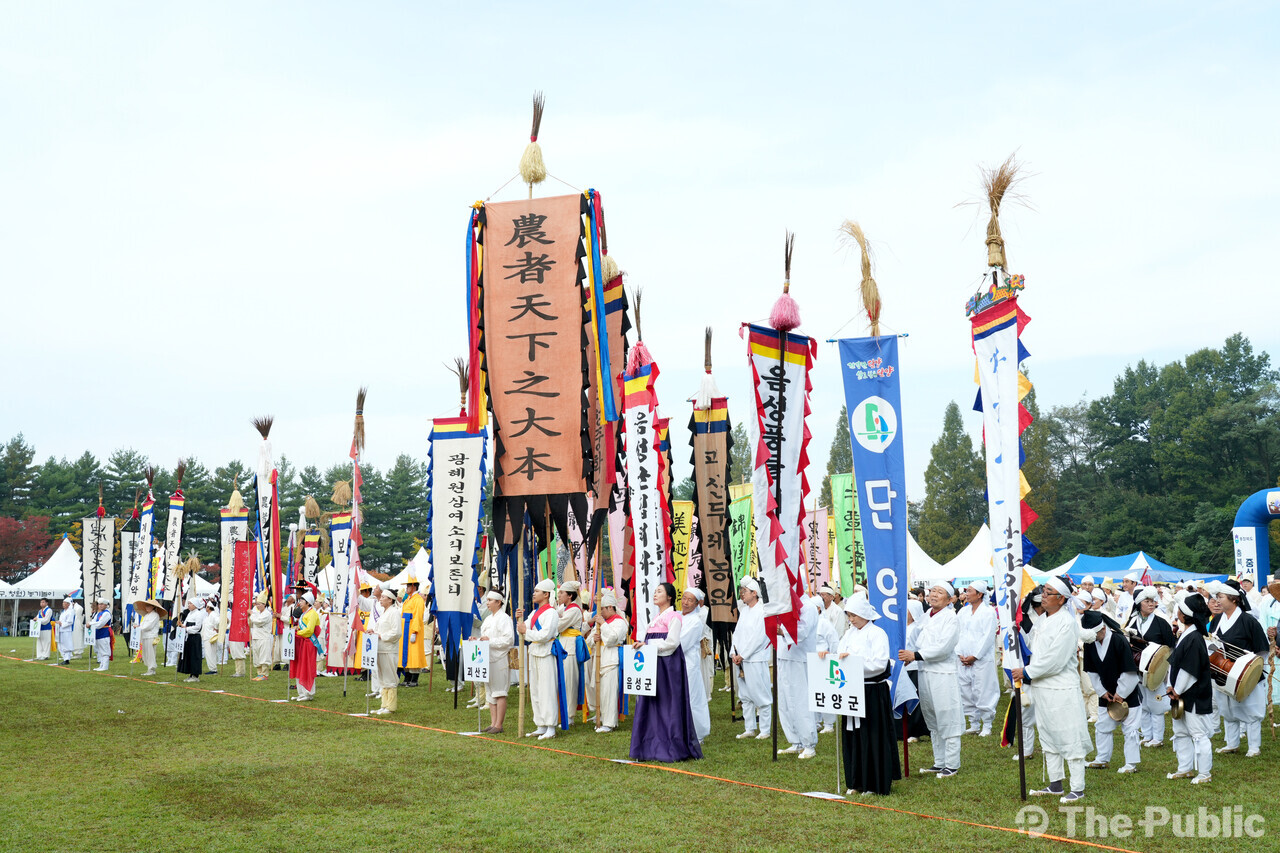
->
[[628, 582, 703, 762]]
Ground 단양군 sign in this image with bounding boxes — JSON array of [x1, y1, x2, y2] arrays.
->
[[623, 644, 658, 696], [462, 640, 489, 683], [806, 652, 865, 718]]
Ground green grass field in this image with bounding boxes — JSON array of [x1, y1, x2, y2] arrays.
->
[[1, 637, 1275, 853]]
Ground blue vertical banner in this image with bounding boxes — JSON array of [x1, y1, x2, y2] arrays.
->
[[837, 335, 916, 712]]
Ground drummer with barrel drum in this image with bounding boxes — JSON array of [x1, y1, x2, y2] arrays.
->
[[1207, 579, 1269, 758], [1123, 586, 1176, 748]]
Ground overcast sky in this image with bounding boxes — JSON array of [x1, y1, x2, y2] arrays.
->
[[2, 2, 1277, 507]]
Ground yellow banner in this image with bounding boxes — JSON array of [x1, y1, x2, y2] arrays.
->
[[671, 500, 693, 591]]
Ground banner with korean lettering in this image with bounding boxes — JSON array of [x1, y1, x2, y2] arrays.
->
[[159, 491, 185, 600], [82, 515, 116, 616], [690, 399, 736, 625], [745, 324, 814, 631], [805, 502, 830, 593], [139, 493, 156, 598], [830, 473, 866, 596], [328, 513, 353, 608], [837, 336, 915, 712], [624, 362, 664, 635], [970, 291, 1035, 658], [481, 193, 588, 541], [302, 531, 321, 587], [219, 507, 250, 644], [121, 532, 144, 629], [427, 416, 487, 663]]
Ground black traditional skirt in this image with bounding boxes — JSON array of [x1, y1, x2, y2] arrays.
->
[[842, 679, 902, 795]]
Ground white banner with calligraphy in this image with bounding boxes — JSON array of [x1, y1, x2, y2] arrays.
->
[[427, 418, 487, 661], [159, 492, 185, 600], [82, 515, 116, 617], [121, 531, 144, 629], [220, 508, 250, 644], [745, 324, 814, 621], [624, 362, 664, 636]]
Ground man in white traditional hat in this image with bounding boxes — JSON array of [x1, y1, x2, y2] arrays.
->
[[89, 600, 113, 672], [955, 579, 998, 736], [898, 581, 963, 777], [776, 595, 819, 759], [553, 580, 585, 720], [679, 588, 712, 743], [818, 581, 846, 643], [1079, 577, 1096, 596], [200, 599, 221, 675], [731, 576, 772, 741], [588, 588, 630, 733], [1012, 577, 1091, 803], [517, 578, 561, 739], [1118, 572, 1142, 624], [34, 599, 53, 660], [56, 598, 78, 665]]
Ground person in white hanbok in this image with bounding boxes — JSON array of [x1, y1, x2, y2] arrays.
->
[[476, 590, 514, 732], [589, 590, 629, 733], [371, 588, 403, 715], [555, 581, 585, 726], [34, 600, 53, 660], [249, 596, 274, 680], [517, 578, 561, 740], [1011, 577, 1092, 803], [200, 600, 221, 674], [776, 598, 818, 758], [731, 577, 772, 740], [898, 582, 963, 777], [89, 602, 112, 671], [137, 599, 163, 676], [1208, 580, 1269, 757], [56, 598, 78, 664], [679, 589, 711, 743], [828, 594, 900, 796], [956, 580, 998, 736]]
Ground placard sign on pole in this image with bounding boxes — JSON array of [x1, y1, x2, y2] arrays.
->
[[129, 629, 141, 652], [623, 644, 659, 697], [360, 632, 378, 671], [282, 630, 296, 662], [806, 652, 866, 718], [462, 640, 489, 683]]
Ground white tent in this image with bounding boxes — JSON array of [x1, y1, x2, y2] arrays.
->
[[8, 537, 82, 598], [942, 524, 996, 586], [907, 532, 945, 584], [385, 548, 430, 590], [191, 574, 219, 598]]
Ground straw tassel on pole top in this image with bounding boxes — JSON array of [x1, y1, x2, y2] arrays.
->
[[840, 220, 882, 338], [519, 92, 547, 194], [353, 387, 368, 456], [448, 357, 469, 417], [694, 327, 722, 410], [982, 153, 1025, 269], [228, 476, 245, 513], [96, 484, 105, 518], [174, 458, 187, 489], [769, 231, 801, 333], [624, 286, 652, 376]]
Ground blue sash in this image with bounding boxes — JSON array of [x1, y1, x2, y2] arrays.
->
[[550, 639, 570, 729]]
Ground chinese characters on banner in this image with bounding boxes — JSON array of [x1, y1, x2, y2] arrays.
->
[[229, 541, 257, 644], [427, 417, 487, 664], [691, 399, 736, 624], [837, 336, 916, 712], [969, 292, 1035, 657], [219, 507, 250, 645], [82, 515, 116, 617], [159, 491, 185, 600], [482, 194, 589, 503], [745, 324, 814, 623], [624, 363, 664, 635], [671, 500, 692, 592], [728, 487, 755, 586]]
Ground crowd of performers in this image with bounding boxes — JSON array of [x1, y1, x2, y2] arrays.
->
[[30, 569, 1278, 801]]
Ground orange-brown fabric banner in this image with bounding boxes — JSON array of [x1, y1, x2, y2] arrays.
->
[[483, 193, 588, 498]]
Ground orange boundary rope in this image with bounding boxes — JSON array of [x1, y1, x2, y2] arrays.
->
[[3, 655, 1140, 853]]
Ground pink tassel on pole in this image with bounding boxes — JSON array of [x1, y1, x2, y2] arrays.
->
[[770, 231, 801, 332], [625, 340, 652, 376]]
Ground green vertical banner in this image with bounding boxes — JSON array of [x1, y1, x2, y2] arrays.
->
[[830, 473, 866, 594], [728, 494, 754, 586]]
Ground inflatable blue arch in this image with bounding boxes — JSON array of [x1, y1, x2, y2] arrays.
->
[[1231, 489, 1280, 587]]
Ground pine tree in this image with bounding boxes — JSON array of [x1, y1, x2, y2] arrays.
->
[[820, 406, 852, 507], [103, 448, 150, 514], [381, 454, 426, 569], [0, 434, 39, 518], [728, 422, 751, 486], [917, 402, 985, 563]]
